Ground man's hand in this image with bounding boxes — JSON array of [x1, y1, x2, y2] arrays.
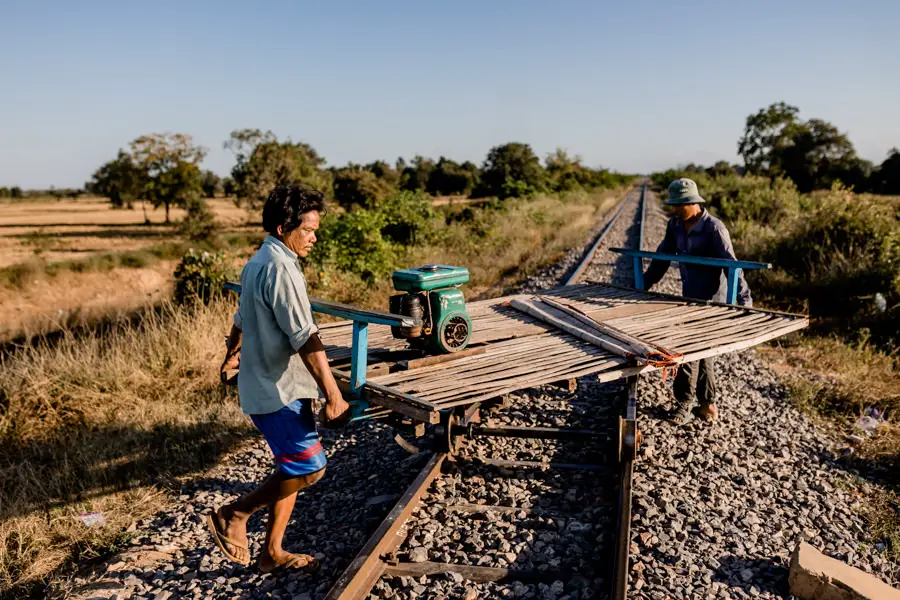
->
[[220, 353, 240, 385], [221, 325, 242, 386], [319, 395, 351, 429]]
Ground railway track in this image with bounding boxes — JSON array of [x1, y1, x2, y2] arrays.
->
[[326, 184, 654, 599]]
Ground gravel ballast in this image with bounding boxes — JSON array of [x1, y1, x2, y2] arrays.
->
[[61, 186, 897, 599]]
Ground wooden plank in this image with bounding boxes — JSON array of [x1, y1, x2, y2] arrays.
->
[[597, 281, 808, 319], [396, 346, 610, 397], [396, 346, 487, 370], [332, 369, 440, 424]]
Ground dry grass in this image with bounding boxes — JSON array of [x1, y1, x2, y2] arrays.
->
[[761, 333, 900, 561], [0, 187, 627, 596], [0, 300, 252, 596], [0, 196, 253, 268], [0, 262, 176, 343], [762, 334, 899, 418]]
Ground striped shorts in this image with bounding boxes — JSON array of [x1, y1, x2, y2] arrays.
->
[[250, 399, 326, 477]]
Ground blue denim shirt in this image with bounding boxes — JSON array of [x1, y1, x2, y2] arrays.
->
[[234, 236, 320, 415], [644, 209, 752, 306]]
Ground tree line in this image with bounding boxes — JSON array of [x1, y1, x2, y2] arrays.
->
[[736, 102, 900, 194], [81, 129, 630, 227]]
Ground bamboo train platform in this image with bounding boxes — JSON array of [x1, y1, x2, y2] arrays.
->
[[321, 282, 809, 423]]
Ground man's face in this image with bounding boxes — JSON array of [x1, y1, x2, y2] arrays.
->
[[673, 203, 700, 221], [280, 210, 320, 258]]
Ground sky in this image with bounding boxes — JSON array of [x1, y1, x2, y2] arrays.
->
[[1, 0, 898, 188]]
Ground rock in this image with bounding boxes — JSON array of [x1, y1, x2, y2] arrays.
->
[[409, 547, 429, 563], [740, 569, 754, 582], [789, 542, 900, 600]]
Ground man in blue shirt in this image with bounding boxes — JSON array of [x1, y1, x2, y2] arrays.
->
[[643, 178, 752, 424], [206, 185, 350, 573]]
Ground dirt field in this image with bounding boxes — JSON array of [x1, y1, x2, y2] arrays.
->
[[0, 196, 253, 268], [0, 197, 259, 342]]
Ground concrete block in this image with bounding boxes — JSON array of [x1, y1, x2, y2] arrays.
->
[[789, 542, 900, 600]]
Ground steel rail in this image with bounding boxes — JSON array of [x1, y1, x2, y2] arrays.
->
[[325, 453, 447, 600], [612, 376, 639, 599], [564, 188, 635, 286]]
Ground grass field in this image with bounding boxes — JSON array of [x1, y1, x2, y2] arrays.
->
[[0, 196, 252, 268], [0, 197, 261, 343]]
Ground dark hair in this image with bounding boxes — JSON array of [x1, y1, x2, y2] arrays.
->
[[261, 184, 326, 235]]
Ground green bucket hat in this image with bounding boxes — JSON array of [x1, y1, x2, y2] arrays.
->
[[666, 178, 706, 205]]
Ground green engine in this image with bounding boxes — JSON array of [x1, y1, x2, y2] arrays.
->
[[389, 264, 472, 354]]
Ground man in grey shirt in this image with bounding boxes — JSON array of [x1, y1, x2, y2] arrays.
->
[[206, 185, 350, 573], [643, 178, 752, 424]]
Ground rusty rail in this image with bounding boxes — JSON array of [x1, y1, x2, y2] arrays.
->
[[564, 189, 634, 286], [325, 453, 447, 599]]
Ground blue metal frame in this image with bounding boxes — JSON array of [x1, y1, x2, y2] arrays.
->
[[610, 248, 771, 305]]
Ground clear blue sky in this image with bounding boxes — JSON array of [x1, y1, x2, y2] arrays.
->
[[1, 0, 897, 188]]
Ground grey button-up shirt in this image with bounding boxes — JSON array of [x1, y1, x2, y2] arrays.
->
[[234, 236, 320, 415], [644, 209, 752, 306]]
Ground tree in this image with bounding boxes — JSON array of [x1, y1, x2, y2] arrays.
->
[[706, 160, 736, 177], [873, 148, 900, 195], [200, 170, 222, 198], [400, 156, 435, 192], [222, 177, 237, 197], [738, 103, 865, 192], [332, 166, 395, 210], [225, 128, 331, 208], [545, 148, 587, 192], [426, 157, 480, 196], [479, 142, 546, 199], [129, 133, 207, 223], [88, 150, 147, 209], [364, 160, 401, 186], [737, 102, 802, 175]]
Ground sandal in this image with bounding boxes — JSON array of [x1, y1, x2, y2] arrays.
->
[[204, 511, 250, 566], [669, 403, 694, 425], [260, 552, 320, 574]]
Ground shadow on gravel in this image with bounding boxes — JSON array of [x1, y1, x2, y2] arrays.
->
[[711, 554, 790, 598], [0, 420, 254, 521]]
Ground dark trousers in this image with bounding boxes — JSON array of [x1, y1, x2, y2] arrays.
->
[[673, 358, 717, 407]]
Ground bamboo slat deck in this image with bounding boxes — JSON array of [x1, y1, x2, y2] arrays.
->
[[321, 283, 808, 421]]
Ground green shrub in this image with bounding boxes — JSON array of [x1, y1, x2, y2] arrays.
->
[[179, 198, 218, 242], [378, 190, 436, 244], [500, 178, 540, 200], [332, 168, 396, 210], [753, 185, 899, 328], [311, 209, 397, 283], [479, 143, 546, 199], [173, 249, 233, 305]]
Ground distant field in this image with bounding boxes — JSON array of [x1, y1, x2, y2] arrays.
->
[[0, 196, 253, 268], [0, 196, 262, 342]]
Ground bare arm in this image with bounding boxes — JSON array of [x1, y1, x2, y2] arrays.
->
[[298, 333, 351, 427], [221, 324, 242, 384]]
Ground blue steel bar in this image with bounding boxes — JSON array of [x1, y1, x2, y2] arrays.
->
[[610, 248, 771, 306], [632, 256, 645, 291], [350, 321, 369, 400]]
